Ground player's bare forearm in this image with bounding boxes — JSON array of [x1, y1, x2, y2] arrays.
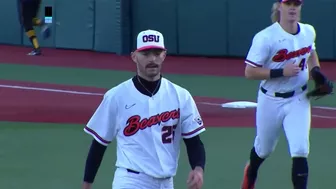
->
[[307, 50, 320, 70], [245, 65, 272, 80], [308, 50, 332, 86], [245, 62, 301, 80]]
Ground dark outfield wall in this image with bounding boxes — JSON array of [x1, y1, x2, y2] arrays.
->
[[0, 0, 335, 59]]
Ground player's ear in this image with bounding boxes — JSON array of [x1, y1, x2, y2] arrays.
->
[[276, 2, 281, 11], [162, 50, 167, 60], [131, 52, 137, 63]]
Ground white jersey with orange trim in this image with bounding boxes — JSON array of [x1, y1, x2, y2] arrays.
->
[[245, 22, 316, 93], [84, 77, 205, 179]]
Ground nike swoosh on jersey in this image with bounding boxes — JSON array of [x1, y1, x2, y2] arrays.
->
[[125, 103, 136, 109]]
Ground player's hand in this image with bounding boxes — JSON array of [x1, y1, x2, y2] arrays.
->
[[283, 62, 301, 77], [187, 166, 204, 189], [82, 182, 92, 189]]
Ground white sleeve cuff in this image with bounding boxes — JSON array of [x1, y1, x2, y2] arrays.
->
[[84, 126, 111, 146], [182, 126, 206, 139], [245, 59, 262, 67]]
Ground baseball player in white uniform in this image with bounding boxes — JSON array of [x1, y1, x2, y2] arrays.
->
[[241, 0, 333, 189], [81, 29, 206, 189]]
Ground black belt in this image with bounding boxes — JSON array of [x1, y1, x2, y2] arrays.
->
[[126, 169, 140, 174], [260, 84, 307, 98], [126, 168, 171, 179]]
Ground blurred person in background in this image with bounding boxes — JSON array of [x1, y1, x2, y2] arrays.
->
[[17, 0, 51, 56]]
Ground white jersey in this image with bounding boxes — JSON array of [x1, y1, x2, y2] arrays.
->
[[245, 22, 316, 93], [84, 78, 205, 178]]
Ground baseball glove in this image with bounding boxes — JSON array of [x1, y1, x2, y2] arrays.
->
[[306, 80, 334, 100]]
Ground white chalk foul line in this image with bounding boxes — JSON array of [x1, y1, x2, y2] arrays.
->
[[314, 106, 336, 111], [197, 102, 221, 106], [312, 115, 336, 119], [0, 84, 104, 96], [0, 84, 335, 119]]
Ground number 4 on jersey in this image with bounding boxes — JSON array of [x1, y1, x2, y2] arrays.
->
[[298, 58, 307, 71]]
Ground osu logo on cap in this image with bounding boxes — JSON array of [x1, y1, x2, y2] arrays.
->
[[142, 35, 160, 43]]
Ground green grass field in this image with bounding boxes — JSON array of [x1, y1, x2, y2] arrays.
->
[[1, 122, 336, 189]]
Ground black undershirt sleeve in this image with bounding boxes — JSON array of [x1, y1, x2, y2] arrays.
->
[[183, 135, 206, 171], [83, 139, 107, 183]]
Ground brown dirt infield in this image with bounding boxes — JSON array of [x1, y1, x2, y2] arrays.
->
[[0, 80, 335, 128], [0, 45, 335, 128]]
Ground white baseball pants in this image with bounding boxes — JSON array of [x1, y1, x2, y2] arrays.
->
[[112, 168, 174, 189], [254, 88, 311, 158]]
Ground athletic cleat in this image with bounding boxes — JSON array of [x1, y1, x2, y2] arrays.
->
[[27, 49, 41, 56], [241, 162, 255, 189]]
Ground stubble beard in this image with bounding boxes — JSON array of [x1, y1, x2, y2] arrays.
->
[[137, 67, 161, 81]]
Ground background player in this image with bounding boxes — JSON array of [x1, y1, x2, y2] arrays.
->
[[82, 29, 206, 189], [241, 0, 333, 189], [17, 0, 51, 56]]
